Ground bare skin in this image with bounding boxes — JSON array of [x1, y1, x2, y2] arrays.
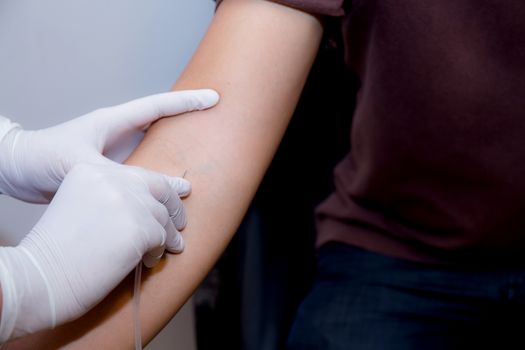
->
[[3, 1, 323, 348]]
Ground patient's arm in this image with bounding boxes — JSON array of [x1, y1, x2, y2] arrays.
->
[[3, 0, 323, 348]]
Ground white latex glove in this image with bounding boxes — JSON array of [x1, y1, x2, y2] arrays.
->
[[0, 163, 190, 342], [0, 89, 218, 203]]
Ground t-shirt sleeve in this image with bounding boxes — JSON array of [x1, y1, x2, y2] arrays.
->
[[215, 0, 345, 17]]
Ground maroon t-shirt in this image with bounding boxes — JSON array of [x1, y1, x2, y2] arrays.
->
[[223, 0, 525, 265]]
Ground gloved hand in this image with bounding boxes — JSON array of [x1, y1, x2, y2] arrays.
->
[[0, 89, 218, 203], [0, 163, 190, 342]]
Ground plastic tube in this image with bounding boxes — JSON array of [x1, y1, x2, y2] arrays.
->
[[133, 263, 142, 350]]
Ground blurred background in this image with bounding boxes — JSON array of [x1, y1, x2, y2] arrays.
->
[[0, 1, 215, 349]]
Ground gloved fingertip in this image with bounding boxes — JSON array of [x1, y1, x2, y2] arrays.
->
[[196, 89, 220, 109], [173, 212, 187, 231], [166, 233, 185, 254], [142, 254, 160, 268], [143, 246, 164, 268], [168, 176, 191, 197]]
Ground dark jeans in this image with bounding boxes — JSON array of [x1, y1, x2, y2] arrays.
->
[[287, 242, 525, 350]]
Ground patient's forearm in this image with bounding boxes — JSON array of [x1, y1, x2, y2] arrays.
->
[[3, 1, 322, 348]]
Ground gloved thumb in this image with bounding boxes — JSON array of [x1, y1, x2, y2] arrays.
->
[[99, 89, 219, 136], [80, 152, 121, 168]]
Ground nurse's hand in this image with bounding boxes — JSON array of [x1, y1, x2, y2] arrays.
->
[[0, 89, 218, 203], [0, 163, 189, 342]]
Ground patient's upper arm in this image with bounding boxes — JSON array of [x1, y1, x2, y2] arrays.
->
[[3, 1, 324, 348]]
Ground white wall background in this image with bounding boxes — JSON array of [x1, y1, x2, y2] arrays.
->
[[0, 1, 215, 348]]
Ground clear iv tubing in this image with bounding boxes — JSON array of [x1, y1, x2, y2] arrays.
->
[[133, 170, 185, 349], [133, 263, 142, 350]]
